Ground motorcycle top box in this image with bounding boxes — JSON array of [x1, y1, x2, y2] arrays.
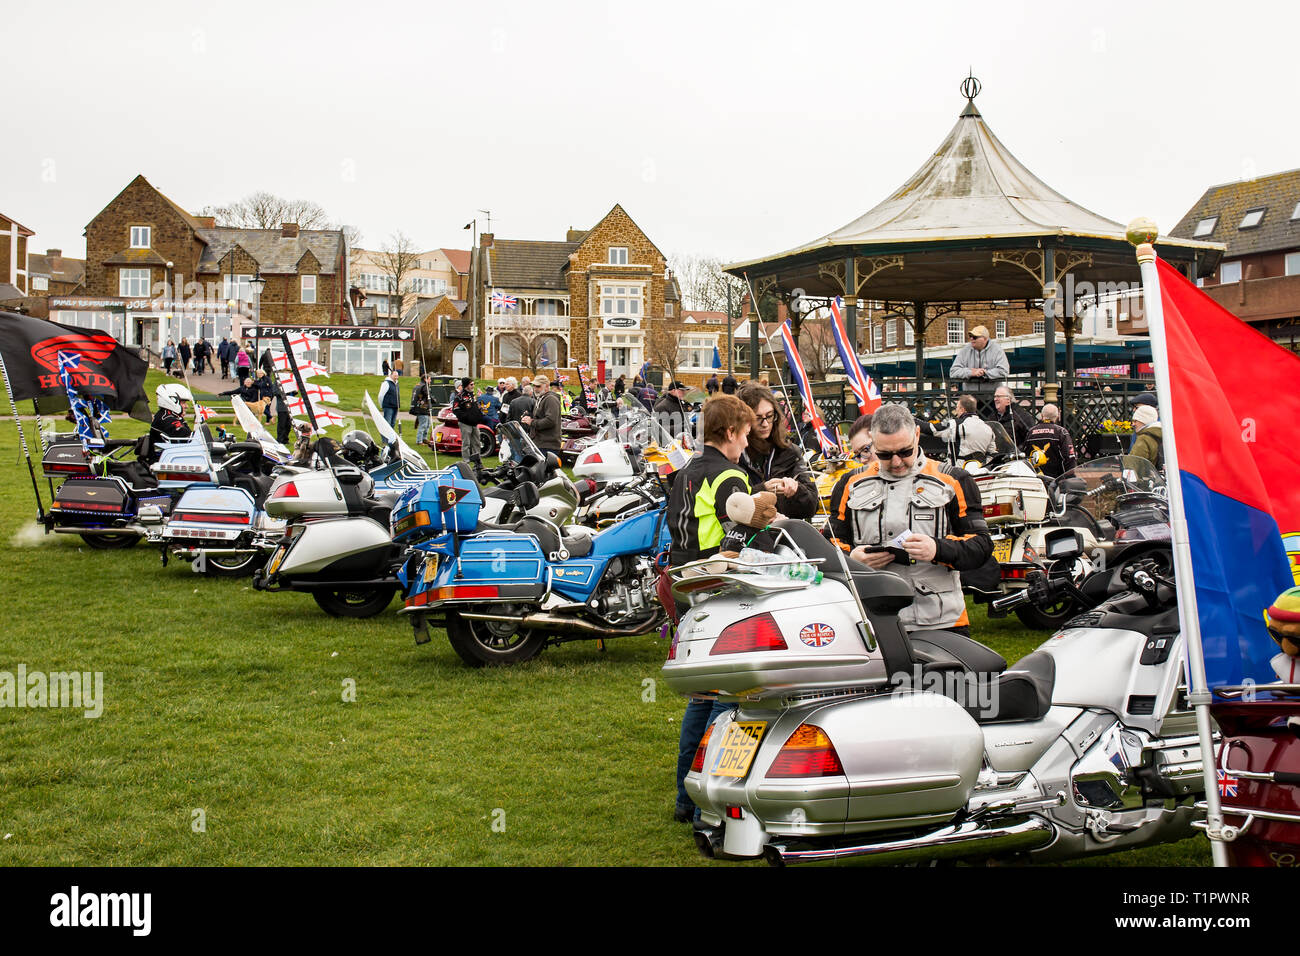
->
[[975, 472, 1050, 525], [41, 441, 94, 478], [390, 475, 483, 544]]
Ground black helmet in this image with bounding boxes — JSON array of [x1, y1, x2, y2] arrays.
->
[[339, 429, 378, 465]]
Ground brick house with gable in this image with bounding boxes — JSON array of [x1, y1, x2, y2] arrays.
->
[[51, 174, 347, 352], [472, 204, 715, 385]]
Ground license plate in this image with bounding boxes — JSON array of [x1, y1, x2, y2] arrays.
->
[[422, 555, 439, 584], [710, 720, 768, 778], [992, 538, 1013, 563], [268, 545, 288, 575]]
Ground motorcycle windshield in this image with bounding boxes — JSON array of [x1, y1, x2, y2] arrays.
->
[[606, 394, 676, 448], [1061, 455, 1166, 525]]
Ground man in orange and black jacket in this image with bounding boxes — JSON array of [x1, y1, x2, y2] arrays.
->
[[826, 403, 992, 636]]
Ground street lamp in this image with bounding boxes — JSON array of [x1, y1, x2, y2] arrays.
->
[[249, 272, 266, 365]]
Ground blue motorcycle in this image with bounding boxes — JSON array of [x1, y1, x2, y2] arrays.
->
[[392, 469, 670, 665]]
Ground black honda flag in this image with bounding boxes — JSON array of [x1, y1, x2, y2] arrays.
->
[[0, 311, 150, 420]]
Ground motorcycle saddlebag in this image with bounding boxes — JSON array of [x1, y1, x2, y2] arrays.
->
[[50, 476, 133, 525], [391, 475, 483, 543], [42, 442, 93, 479]]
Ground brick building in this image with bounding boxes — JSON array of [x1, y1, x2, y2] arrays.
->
[[50, 175, 347, 352], [472, 204, 712, 385], [0, 211, 34, 301], [1163, 168, 1300, 351], [351, 246, 470, 324]]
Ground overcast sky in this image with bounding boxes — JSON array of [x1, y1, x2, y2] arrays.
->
[[5, 0, 1297, 265]]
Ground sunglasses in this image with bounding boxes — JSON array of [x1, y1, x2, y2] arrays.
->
[[875, 446, 916, 461]]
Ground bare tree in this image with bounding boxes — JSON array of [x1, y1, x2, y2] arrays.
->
[[797, 318, 839, 381], [376, 232, 420, 324], [495, 315, 556, 372], [647, 325, 688, 380], [669, 253, 747, 314], [202, 192, 334, 230]]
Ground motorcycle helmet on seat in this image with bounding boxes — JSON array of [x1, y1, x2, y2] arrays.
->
[[339, 429, 378, 466], [156, 383, 194, 414]]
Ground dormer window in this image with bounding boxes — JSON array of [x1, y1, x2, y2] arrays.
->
[[1239, 207, 1266, 229], [130, 226, 151, 248], [1193, 216, 1217, 238], [1291, 201, 1300, 221], [608, 247, 628, 265]]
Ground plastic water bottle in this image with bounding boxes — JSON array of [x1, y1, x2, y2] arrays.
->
[[737, 548, 822, 585], [780, 563, 823, 586]]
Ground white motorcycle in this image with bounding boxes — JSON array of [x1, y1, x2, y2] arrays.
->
[[662, 519, 1203, 865]]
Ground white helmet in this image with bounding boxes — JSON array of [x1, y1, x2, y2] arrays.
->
[[156, 383, 194, 414]]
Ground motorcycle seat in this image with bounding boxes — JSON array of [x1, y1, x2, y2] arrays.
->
[[973, 651, 1056, 723], [908, 629, 1007, 676], [364, 493, 400, 527]]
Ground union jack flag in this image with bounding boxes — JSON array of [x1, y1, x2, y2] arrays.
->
[[830, 296, 882, 413], [779, 321, 841, 455], [491, 290, 518, 312], [196, 404, 215, 422], [1217, 768, 1239, 798]]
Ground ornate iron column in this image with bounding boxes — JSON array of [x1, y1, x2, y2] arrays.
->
[[1043, 244, 1058, 403]]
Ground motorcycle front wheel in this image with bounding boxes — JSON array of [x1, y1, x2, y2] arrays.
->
[[312, 587, 396, 618], [446, 608, 547, 667]]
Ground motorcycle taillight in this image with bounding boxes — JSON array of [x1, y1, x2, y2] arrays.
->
[[269, 480, 299, 501], [690, 724, 714, 774], [766, 724, 844, 778], [710, 612, 787, 655]]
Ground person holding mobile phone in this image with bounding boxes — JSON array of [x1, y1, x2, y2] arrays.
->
[[826, 403, 993, 635]]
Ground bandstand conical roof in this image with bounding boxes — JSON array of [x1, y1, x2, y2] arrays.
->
[[727, 80, 1222, 302]]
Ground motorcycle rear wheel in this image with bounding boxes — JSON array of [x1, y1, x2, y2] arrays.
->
[[446, 608, 547, 667], [203, 550, 266, 578], [312, 587, 396, 618], [81, 532, 140, 550]]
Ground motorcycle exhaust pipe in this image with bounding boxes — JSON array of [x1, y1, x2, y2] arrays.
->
[[764, 816, 1054, 867], [457, 610, 656, 639], [694, 827, 721, 859]]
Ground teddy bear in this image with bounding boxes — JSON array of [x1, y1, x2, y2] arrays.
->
[[1264, 586, 1300, 683]]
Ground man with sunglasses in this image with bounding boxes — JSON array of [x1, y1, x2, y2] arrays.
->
[[827, 402, 992, 635]]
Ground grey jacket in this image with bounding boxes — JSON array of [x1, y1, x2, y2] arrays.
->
[[949, 340, 1009, 382]]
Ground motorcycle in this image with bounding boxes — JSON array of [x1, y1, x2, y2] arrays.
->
[[394, 464, 671, 666], [252, 421, 577, 617], [663, 518, 1204, 865]]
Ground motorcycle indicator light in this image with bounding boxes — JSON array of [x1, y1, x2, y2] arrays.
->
[[710, 613, 788, 655], [690, 724, 714, 774], [982, 502, 1012, 518], [766, 724, 845, 778]]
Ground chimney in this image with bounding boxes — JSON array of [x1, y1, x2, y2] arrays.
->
[[480, 232, 494, 248], [46, 248, 62, 258], [281, 222, 299, 238], [195, 216, 216, 228]]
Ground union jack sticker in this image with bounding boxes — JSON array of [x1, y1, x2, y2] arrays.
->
[[1217, 768, 1239, 798], [799, 623, 836, 648]]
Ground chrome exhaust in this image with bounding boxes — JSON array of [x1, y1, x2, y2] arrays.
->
[[764, 816, 1054, 866], [457, 610, 657, 638]]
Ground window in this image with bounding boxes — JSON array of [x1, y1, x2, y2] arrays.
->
[[1239, 208, 1265, 230], [1286, 252, 1300, 277], [1193, 216, 1218, 238], [534, 299, 560, 316], [946, 318, 966, 345], [301, 275, 317, 304], [223, 274, 253, 302], [1219, 261, 1242, 284], [996, 319, 1007, 338], [1292, 202, 1300, 221], [600, 284, 642, 318], [872, 325, 882, 352], [665, 302, 675, 318], [119, 268, 151, 297], [608, 247, 628, 265], [904, 321, 914, 346], [33, 275, 48, 291], [885, 319, 897, 348], [1033, 320, 1045, 335], [681, 334, 716, 369], [130, 226, 151, 248]]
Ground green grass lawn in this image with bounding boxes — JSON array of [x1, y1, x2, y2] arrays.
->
[[0, 418, 1208, 866]]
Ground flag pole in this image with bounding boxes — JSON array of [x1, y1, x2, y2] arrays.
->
[[0, 351, 46, 523], [1129, 219, 1228, 867]]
